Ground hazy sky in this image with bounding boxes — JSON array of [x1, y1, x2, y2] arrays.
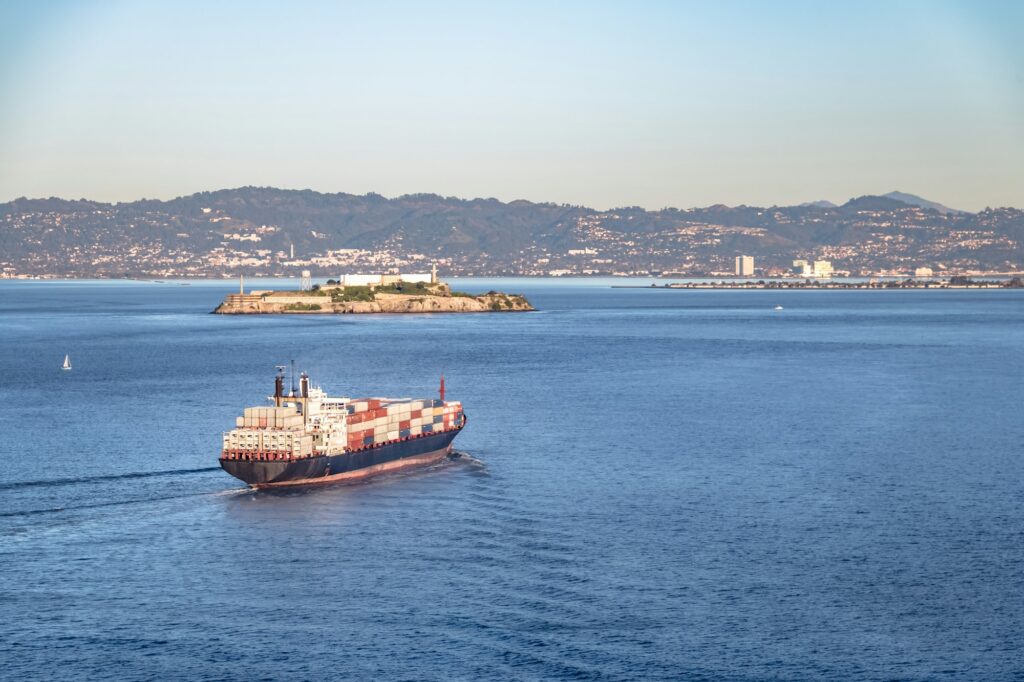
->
[[0, 1, 1021, 210]]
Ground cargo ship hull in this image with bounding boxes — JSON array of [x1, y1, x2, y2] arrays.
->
[[220, 428, 461, 488]]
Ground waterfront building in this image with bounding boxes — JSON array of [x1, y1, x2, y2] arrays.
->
[[915, 266, 934, 278], [793, 259, 812, 277], [735, 255, 754, 277], [813, 260, 834, 278]]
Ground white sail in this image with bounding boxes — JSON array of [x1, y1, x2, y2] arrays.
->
[[62, 354, 72, 370]]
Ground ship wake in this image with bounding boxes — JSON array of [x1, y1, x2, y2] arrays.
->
[[0, 466, 222, 492]]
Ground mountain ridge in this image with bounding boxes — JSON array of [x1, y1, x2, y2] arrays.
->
[[1, 186, 974, 215], [881, 191, 962, 214], [1, 187, 1021, 277]]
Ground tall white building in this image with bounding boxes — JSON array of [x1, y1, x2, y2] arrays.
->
[[813, 260, 833, 278], [735, 255, 754, 277]]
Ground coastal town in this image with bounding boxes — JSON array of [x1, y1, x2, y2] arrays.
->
[[1, 190, 1022, 280]]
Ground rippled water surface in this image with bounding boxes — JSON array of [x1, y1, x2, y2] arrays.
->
[[1, 279, 1022, 680]]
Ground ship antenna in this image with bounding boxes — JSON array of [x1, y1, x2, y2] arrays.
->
[[290, 359, 296, 397], [440, 373, 445, 402], [274, 365, 286, 406]]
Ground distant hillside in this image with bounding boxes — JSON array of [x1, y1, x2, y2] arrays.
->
[[0, 187, 1021, 277], [882, 191, 962, 214]]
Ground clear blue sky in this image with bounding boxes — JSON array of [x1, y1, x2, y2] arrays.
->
[[0, 0, 1021, 210]]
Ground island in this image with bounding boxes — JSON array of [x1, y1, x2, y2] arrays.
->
[[214, 276, 532, 315]]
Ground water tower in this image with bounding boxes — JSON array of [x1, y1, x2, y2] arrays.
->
[[300, 270, 312, 291]]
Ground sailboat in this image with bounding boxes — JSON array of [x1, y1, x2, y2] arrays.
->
[[62, 354, 72, 371]]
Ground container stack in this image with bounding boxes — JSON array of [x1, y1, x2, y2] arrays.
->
[[343, 398, 464, 452], [222, 429, 313, 460], [240, 406, 303, 430]]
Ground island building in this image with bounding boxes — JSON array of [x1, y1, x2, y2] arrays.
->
[[340, 263, 438, 287], [735, 255, 754, 277], [914, 266, 934, 278]]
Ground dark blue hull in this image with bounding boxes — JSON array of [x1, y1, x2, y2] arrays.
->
[[220, 428, 462, 488]]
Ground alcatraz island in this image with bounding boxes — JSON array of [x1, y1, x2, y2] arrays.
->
[[214, 266, 532, 315]]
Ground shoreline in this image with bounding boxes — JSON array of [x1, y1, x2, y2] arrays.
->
[[614, 279, 1023, 291]]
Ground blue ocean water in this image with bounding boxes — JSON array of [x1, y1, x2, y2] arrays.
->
[[0, 278, 1022, 681]]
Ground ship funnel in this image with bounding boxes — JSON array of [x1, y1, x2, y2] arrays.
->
[[300, 372, 309, 399], [274, 366, 285, 406]]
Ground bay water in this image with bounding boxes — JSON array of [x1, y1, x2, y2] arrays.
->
[[1, 279, 1022, 680]]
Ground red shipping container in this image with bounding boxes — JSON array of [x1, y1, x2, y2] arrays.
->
[[399, 420, 411, 430], [411, 410, 422, 419]]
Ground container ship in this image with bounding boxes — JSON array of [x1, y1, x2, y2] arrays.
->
[[219, 368, 465, 488]]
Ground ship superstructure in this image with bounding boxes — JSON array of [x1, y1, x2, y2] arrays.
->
[[219, 368, 465, 488]]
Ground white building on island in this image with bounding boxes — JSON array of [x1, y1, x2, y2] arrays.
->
[[341, 264, 438, 287]]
